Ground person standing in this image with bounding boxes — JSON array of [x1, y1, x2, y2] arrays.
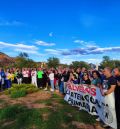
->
[[54, 70, 59, 90], [31, 69, 37, 87], [76, 68, 81, 84], [22, 69, 28, 84], [0, 69, 2, 91], [62, 69, 70, 94], [91, 71, 102, 87], [58, 70, 64, 93], [103, 67, 116, 95], [10, 70, 15, 83], [81, 72, 91, 85], [16, 70, 23, 85], [43, 69, 49, 90], [5, 69, 11, 89], [26, 69, 30, 84], [37, 68, 43, 88], [0, 69, 6, 91], [113, 68, 120, 129], [102, 67, 117, 128], [91, 70, 102, 122], [80, 67, 86, 84], [49, 70, 54, 92]]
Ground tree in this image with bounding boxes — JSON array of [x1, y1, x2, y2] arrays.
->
[[15, 53, 37, 68], [100, 56, 120, 69], [18, 52, 29, 58], [59, 63, 69, 68], [103, 56, 110, 62], [113, 60, 120, 68], [47, 57, 60, 68], [100, 56, 112, 69], [70, 61, 90, 69]]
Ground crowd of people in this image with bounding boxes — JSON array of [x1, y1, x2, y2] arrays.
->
[[0, 66, 120, 129]]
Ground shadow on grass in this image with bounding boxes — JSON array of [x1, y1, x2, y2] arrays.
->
[[0, 92, 96, 129]]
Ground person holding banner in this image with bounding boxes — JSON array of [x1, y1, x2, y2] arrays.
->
[[69, 71, 79, 84], [91, 70, 102, 122], [113, 68, 120, 129], [91, 71, 102, 87], [81, 72, 91, 85], [102, 67, 117, 128], [103, 67, 116, 96]]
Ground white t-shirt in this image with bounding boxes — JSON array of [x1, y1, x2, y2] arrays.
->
[[31, 71, 37, 78], [22, 71, 29, 77], [49, 73, 54, 80]]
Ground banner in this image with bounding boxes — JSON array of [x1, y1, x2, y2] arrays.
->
[[64, 82, 117, 129]]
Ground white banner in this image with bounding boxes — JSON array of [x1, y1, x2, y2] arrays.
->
[[64, 82, 117, 129]]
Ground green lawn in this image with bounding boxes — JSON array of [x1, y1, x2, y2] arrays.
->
[[0, 92, 96, 129]]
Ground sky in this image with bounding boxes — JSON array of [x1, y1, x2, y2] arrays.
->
[[0, 0, 120, 64]]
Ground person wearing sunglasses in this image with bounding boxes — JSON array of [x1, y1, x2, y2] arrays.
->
[[81, 72, 91, 85]]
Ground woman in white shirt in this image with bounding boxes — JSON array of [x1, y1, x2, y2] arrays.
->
[[49, 70, 54, 92], [31, 69, 37, 87]]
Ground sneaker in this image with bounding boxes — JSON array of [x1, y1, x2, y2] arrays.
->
[[102, 123, 109, 128], [96, 118, 100, 122], [50, 89, 54, 92], [44, 88, 47, 91]]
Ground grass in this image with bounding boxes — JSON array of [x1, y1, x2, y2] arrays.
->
[[0, 99, 5, 104], [4, 84, 39, 98], [0, 91, 96, 129]]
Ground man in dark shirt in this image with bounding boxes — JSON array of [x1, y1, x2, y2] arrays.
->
[[102, 67, 117, 128], [114, 68, 120, 129], [103, 67, 116, 95], [63, 69, 70, 94]]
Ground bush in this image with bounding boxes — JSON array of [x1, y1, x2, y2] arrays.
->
[[10, 89, 26, 98], [4, 84, 38, 98]]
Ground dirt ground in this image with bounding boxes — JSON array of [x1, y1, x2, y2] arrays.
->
[[0, 90, 104, 129], [0, 91, 52, 109]]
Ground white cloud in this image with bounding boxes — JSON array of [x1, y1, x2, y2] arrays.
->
[[74, 40, 84, 44], [14, 49, 38, 54], [74, 39, 97, 48], [0, 19, 24, 26], [45, 48, 70, 56], [49, 32, 53, 37], [0, 41, 41, 56], [36, 40, 55, 46], [60, 58, 74, 64], [45, 49, 61, 55], [86, 58, 102, 64], [0, 41, 38, 50]]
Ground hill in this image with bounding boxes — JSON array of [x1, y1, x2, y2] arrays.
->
[[0, 52, 15, 67]]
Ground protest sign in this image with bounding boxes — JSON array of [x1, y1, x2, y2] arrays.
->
[[64, 82, 117, 129]]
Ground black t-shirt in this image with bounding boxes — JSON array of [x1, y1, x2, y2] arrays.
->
[[115, 75, 120, 98], [63, 71, 70, 82], [103, 76, 116, 90], [115, 76, 120, 82], [82, 79, 91, 85], [16, 73, 23, 79]]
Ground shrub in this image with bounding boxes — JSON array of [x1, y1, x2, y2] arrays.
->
[[4, 84, 38, 98], [10, 89, 27, 98]]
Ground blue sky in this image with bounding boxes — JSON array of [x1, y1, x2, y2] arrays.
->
[[0, 0, 120, 64]]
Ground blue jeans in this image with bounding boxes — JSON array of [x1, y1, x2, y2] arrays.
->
[[59, 81, 64, 93], [5, 80, 11, 89], [50, 80, 54, 90]]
